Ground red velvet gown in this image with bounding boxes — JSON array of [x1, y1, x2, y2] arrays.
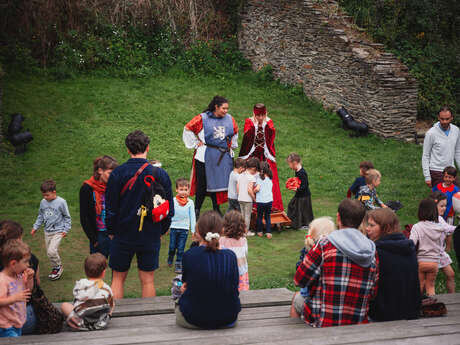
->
[[239, 117, 284, 211]]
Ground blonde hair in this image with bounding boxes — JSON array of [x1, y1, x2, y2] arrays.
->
[[305, 217, 336, 250], [365, 169, 381, 185]]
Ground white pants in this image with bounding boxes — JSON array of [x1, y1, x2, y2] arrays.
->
[[45, 232, 63, 267], [239, 201, 253, 231]]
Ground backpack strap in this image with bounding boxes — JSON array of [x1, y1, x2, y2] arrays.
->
[[120, 162, 150, 197]]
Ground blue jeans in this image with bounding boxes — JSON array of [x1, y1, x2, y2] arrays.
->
[[168, 228, 189, 264], [90, 231, 112, 258], [21, 304, 36, 335], [0, 327, 22, 337], [256, 202, 272, 234]]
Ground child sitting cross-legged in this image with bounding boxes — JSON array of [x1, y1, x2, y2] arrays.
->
[[61, 253, 114, 331], [220, 211, 249, 291], [357, 169, 387, 210], [0, 238, 34, 338]]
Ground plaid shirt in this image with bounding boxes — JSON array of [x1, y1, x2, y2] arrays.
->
[[294, 238, 379, 327]]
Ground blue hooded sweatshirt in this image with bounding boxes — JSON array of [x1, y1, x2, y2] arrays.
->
[[328, 228, 376, 267]]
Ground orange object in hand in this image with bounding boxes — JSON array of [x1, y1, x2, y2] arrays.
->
[[286, 177, 301, 191]]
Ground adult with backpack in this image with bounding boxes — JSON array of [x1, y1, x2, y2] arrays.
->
[[106, 130, 174, 299]]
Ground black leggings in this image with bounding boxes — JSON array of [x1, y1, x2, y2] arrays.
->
[[194, 160, 220, 216]]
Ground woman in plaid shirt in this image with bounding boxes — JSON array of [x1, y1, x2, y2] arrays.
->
[[291, 199, 379, 327]]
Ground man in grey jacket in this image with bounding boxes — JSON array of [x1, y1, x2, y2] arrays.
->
[[422, 106, 460, 188]]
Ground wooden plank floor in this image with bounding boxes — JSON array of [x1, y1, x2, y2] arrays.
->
[[6, 289, 460, 345]]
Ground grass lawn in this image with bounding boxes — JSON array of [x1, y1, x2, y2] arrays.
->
[[0, 70, 458, 301]]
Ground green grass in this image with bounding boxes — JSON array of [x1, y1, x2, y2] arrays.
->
[[0, 70, 458, 301]]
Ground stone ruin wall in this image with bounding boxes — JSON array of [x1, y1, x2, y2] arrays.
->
[[238, 0, 418, 141]]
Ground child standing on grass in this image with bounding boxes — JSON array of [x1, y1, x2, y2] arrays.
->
[[61, 253, 114, 331], [348, 161, 374, 198], [357, 169, 387, 210], [410, 198, 447, 297], [220, 211, 249, 291], [254, 161, 273, 239], [429, 191, 456, 293], [237, 157, 259, 236], [31, 179, 71, 281], [168, 178, 196, 274], [432, 166, 459, 224], [227, 158, 246, 213], [0, 239, 34, 338], [286, 153, 314, 230]]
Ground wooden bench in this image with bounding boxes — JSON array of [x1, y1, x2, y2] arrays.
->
[[11, 289, 460, 344]]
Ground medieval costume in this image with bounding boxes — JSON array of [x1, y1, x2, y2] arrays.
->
[[183, 111, 238, 216], [239, 106, 283, 211]]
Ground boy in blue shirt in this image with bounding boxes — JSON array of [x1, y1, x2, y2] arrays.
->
[[432, 166, 459, 223], [168, 178, 196, 274], [348, 161, 374, 198]]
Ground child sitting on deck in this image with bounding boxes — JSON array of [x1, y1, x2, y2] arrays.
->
[[220, 211, 249, 291], [295, 217, 336, 299], [0, 239, 34, 338], [286, 153, 314, 230], [61, 253, 114, 331], [357, 169, 387, 210], [348, 161, 374, 198]]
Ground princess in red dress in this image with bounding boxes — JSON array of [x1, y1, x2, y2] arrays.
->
[[239, 104, 284, 211]]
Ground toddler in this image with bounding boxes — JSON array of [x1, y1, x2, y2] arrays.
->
[[0, 238, 34, 337], [429, 192, 456, 293], [237, 157, 259, 235], [286, 153, 314, 230], [220, 211, 249, 291], [168, 178, 196, 274], [31, 179, 71, 280], [227, 158, 246, 213], [61, 253, 114, 331], [410, 198, 447, 296], [357, 169, 387, 210], [295, 217, 336, 299], [348, 161, 374, 198], [254, 161, 273, 239]]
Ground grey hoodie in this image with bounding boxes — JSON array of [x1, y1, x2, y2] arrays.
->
[[422, 122, 460, 181], [409, 221, 446, 263], [328, 228, 376, 268]]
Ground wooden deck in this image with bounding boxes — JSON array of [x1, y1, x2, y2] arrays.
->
[[5, 289, 460, 344]]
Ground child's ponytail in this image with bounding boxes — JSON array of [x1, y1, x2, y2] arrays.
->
[[259, 161, 273, 180], [197, 211, 223, 252]]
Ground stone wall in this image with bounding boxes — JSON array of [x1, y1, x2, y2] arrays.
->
[[238, 0, 418, 141]]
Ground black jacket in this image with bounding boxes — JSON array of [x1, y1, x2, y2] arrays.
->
[[79, 183, 98, 244], [369, 232, 421, 321]]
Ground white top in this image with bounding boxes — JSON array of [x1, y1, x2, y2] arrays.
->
[[237, 172, 256, 202], [228, 171, 240, 200], [255, 176, 273, 203], [182, 127, 238, 163], [422, 122, 460, 181]]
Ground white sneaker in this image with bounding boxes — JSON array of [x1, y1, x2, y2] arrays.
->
[[246, 231, 256, 237], [48, 266, 63, 281]]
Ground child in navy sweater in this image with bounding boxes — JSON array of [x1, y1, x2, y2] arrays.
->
[[348, 161, 374, 198]]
